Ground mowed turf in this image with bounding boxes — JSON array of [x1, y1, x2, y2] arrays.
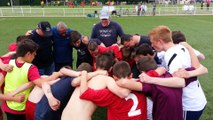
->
[[0, 16, 212, 120]]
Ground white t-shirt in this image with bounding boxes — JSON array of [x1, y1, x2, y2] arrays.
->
[[164, 44, 207, 111], [157, 51, 166, 68], [146, 97, 153, 120], [158, 48, 203, 68]]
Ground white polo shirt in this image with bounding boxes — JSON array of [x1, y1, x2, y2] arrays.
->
[[164, 44, 207, 111]]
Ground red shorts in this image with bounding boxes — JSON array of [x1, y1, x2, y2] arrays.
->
[[0, 108, 3, 120], [25, 100, 36, 120]]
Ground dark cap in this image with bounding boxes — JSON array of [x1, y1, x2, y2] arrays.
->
[[38, 21, 52, 37]]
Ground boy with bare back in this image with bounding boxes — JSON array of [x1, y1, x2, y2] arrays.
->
[[61, 52, 129, 120], [79, 61, 147, 120]]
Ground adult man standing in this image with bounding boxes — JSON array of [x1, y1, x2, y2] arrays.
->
[[91, 10, 124, 47], [28, 21, 54, 75], [52, 22, 73, 71]]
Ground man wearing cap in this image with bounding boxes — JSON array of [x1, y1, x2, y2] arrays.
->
[[28, 21, 54, 75], [91, 10, 124, 47]]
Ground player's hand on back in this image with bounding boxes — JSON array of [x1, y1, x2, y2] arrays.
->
[[116, 78, 128, 87], [13, 94, 25, 103], [173, 68, 190, 78], [0, 64, 13, 72], [49, 97, 61, 111], [139, 72, 153, 84]]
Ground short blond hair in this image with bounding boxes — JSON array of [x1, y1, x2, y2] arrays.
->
[[148, 25, 172, 43]]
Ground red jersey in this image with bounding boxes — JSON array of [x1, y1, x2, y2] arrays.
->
[[80, 88, 147, 120], [98, 45, 122, 60], [8, 43, 17, 52], [0, 55, 11, 65], [92, 45, 122, 70], [1, 59, 40, 114], [146, 70, 159, 77]]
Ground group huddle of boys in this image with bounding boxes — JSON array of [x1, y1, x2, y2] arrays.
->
[[0, 19, 207, 120]]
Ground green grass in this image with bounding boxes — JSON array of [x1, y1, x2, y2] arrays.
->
[[0, 16, 213, 119]]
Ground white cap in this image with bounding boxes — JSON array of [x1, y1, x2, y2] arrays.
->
[[99, 10, 110, 19]]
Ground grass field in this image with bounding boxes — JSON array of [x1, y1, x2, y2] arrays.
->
[[0, 16, 213, 119]]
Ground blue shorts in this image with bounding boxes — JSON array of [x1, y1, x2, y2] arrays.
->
[[183, 107, 205, 120], [35, 77, 75, 120]]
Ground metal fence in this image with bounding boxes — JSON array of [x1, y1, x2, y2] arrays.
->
[[0, 6, 212, 17]]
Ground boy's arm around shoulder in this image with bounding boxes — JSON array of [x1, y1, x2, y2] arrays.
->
[[71, 70, 107, 87], [174, 42, 208, 79], [140, 72, 185, 88], [155, 67, 166, 76], [0, 58, 13, 72], [117, 78, 143, 91], [106, 77, 130, 98], [33, 72, 62, 88], [79, 71, 88, 95], [173, 64, 208, 79], [0, 93, 25, 103], [11, 82, 34, 96], [59, 67, 81, 77], [42, 82, 60, 111]]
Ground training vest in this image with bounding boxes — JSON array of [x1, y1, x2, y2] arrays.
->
[[4, 59, 32, 111]]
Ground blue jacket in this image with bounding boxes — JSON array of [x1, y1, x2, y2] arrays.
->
[[52, 27, 73, 64]]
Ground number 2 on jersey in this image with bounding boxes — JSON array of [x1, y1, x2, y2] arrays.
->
[[125, 93, 141, 117]]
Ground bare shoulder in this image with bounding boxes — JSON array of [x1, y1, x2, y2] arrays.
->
[[88, 75, 113, 90], [90, 75, 113, 81]]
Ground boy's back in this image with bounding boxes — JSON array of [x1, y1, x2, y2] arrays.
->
[[61, 75, 115, 120], [79, 61, 147, 120], [62, 52, 125, 120]]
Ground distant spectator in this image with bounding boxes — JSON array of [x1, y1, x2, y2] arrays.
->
[[111, 10, 117, 16], [81, 1, 85, 7], [141, 4, 147, 15], [137, 3, 142, 16], [41, 0, 45, 8], [152, 2, 156, 16], [201, 0, 204, 10], [206, 0, 211, 10], [74, 0, 78, 7]]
